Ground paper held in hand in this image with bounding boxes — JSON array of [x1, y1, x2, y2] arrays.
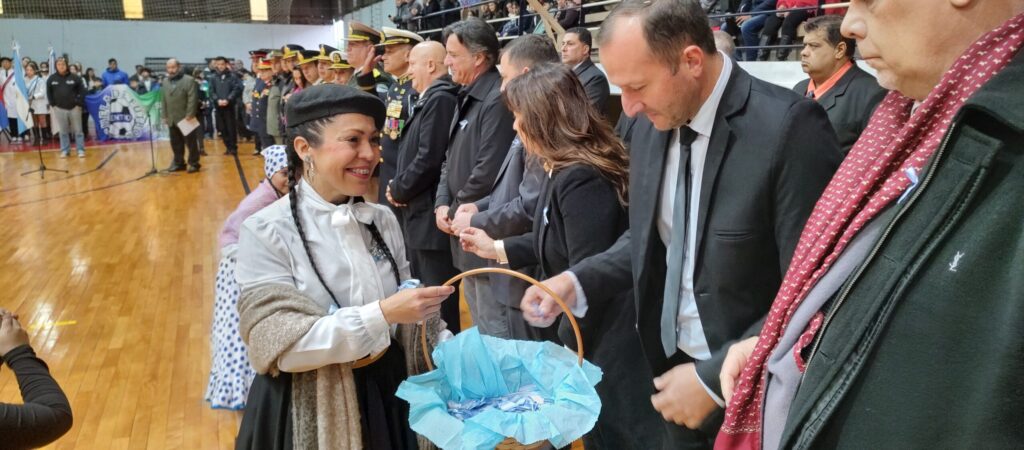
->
[[177, 117, 201, 136]]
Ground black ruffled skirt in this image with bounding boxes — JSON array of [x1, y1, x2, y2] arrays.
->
[[235, 344, 417, 450]]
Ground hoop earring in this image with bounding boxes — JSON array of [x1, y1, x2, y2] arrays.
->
[[304, 155, 316, 185]]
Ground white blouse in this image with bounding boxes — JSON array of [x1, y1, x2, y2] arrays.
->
[[235, 181, 412, 373]]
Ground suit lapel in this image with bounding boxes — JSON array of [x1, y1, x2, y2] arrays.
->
[[694, 67, 748, 269], [818, 66, 860, 112], [632, 120, 671, 288], [535, 173, 554, 274]]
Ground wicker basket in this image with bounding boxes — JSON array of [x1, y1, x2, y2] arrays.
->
[[418, 267, 586, 450]]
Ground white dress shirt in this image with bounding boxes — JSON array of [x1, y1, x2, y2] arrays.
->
[[235, 181, 412, 373], [657, 53, 732, 361]]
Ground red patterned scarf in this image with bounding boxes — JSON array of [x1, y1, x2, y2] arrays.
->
[[717, 12, 1024, 450]]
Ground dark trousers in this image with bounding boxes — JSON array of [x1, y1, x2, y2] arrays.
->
[[408, 248, 461, 334], [256, 132, 274, 152], [215, 105, 238, 153], [169, 125, 200, 167], [237, 103, 253, 140], [659, 351, 725, 450], [761, 10, 811, 44]]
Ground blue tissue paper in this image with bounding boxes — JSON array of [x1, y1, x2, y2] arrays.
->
[[396, 327, 602, 450]]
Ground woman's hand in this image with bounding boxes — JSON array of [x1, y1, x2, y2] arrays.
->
[[0, 310, 29, 357], [459, 227, 497, 260], [379, 286, 455, 325]]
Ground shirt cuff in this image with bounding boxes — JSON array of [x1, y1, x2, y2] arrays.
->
[[494, 240, 509, 265], [696, 370, 727, 407], [361, 301, 393, 355], [565, 271, 589, 318]]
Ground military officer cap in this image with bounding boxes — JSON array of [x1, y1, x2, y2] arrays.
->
[[249, 48, 272, 58], [268, 49, 284, 59], [297, 49, 322, 66], [330, 51, 354, 70], [286, 84, 385, 130], [378, 27, 424, 47], [255, 58, 273, 70], [318, 44, 339, 61], [347, 22, 383, 45], [282, 44, 305, 60]]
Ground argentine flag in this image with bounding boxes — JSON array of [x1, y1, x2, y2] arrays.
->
[[10, 41, 34, 133]]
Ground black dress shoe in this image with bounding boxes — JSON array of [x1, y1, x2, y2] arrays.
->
[[165, 164, 187, 172], [187, 165, 201, 173]]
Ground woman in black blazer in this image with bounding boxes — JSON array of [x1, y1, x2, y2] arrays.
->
[[459, 63, 665, 449]]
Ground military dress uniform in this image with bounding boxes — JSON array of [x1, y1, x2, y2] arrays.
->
[[376, 27, 425, 216], [347, 22, 396, 102]]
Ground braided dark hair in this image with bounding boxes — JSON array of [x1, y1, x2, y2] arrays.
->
[[285, 118, 401, 308]]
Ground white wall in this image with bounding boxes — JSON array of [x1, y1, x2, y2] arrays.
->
[[0, 18, 334, 72]]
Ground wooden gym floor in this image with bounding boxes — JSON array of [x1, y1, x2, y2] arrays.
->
[[0, 138, 263, 449]]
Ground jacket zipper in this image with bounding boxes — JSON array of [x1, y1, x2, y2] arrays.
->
[[804, 121, 959, 368]]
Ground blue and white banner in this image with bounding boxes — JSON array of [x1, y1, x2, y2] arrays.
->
[[85, 85, 163, 141]]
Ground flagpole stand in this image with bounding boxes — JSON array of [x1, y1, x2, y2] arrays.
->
[[20, 114, 68, 179]]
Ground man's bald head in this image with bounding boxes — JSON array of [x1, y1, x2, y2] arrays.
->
[[409, 40, 448, 92]]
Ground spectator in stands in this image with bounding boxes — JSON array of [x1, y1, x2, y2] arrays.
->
[[391, 0, 415, 29], [736, 0, 776, 61], [162, 58, 201, 173], [435, 18, 517, 337], [759, 0, 816, 61], [209, 56, 242, 155], [408, 1, 424, 31], [47, 57, 87, 158], [420, 0, 442, 31], [561, 27, 609, 114], [449, 35, 558, 340], [555, 0, 582, 29], [501, 2, 523, 36], [102, 58, 129, 87], [0, 308, 73, 449], [443, 0, 461, 26], [793, 15, 884, 154], [25, 62, 51, 146]]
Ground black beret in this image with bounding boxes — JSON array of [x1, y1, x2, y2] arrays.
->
[[285, 84, 386, 130]]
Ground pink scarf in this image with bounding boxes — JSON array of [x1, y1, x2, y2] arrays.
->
[[717, 13, 1024, 449]]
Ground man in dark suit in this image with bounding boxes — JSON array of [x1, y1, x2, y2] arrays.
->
[[520, 1, 843, 447], [794, 15, 886, 154], [388, 41, 462, 333], [434, 18, 518, 337], [562, 27, 610, 115], [208, 56, 242, 155], [449, 35, 560, 340]]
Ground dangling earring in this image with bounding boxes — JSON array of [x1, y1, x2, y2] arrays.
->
[[304, 155, 316, 184]]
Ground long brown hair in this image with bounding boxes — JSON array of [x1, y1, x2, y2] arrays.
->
[[503, 63, 629, 205]]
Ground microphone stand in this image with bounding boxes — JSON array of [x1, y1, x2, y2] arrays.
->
[[21, 109, 68, 179], [139, 110, 164, 179]]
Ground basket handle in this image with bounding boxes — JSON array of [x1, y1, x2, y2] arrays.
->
[[419, 267, 585, 371]]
